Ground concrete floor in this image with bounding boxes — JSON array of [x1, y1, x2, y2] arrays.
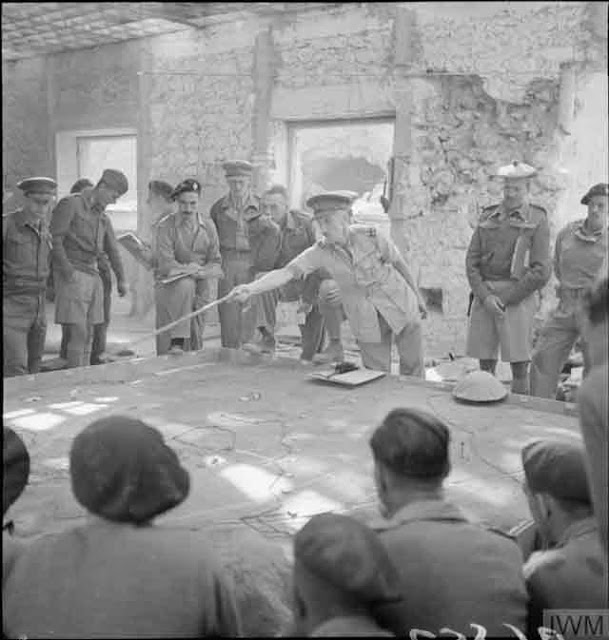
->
[[4, 348, 580, 546]]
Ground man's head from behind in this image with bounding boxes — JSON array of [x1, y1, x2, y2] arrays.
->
[[147, 180, 175, 216], [292, 512, 402, 635], [521, 439, 593, 546], [70, 178, 94, 194], [369, 408, 451, 518]]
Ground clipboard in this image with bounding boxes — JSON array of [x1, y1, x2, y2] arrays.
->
[[308, 368, 386, 387]]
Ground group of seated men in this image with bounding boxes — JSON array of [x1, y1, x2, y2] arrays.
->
[[3, 273, 608, 638]]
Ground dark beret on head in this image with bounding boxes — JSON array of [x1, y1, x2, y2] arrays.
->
[[581, 183, 609, 205], [171, 179, 201, 199], [294, 512, 403, 604], [70, 415, 190, 524], [369, 408, 451, 480], [522, 439, 592, 503]]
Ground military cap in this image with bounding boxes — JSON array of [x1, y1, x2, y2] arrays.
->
[[171, 178, 201, 199], [306, 191, 357, 217], [99, 169, 129, 196], [581, 183, 609, 205], [521, 439, 592, 503], [452, 370, 508, 403], [3, 427, 30, 517], [222, 160, 253, 177], [495, 161, 537, 179], [294, 512, 403, 604], [148, 180, 175, 201], [17, 177, 57, 196]]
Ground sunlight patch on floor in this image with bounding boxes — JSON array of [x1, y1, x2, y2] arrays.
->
[[220, 464, 293, 502]]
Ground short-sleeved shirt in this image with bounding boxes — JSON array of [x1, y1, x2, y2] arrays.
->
[[286, 225, 418, 343], [3, 210, 52, 294], [524, 517, 608, 630], [50, 191, 105, 276], [554, 220, 608, 291], [155, 212, 221, 279]]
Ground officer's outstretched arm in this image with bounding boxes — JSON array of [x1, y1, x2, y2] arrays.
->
[[248, 267, 294, 296]]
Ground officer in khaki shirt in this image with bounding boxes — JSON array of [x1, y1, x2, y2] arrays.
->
[[531, 183, 608, 398], [466, 161, 551, 394], [521, 439, 608, 635], [3, 177, 56, 377], [229, 191, 428, 376]]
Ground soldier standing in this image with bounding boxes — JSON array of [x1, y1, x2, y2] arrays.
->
[[210, 161, 280, 348], [3, 177, 56, 377], [51, 169, 129, 368], [230, 192, 427, 376], [243, 184, 331, 361], [466, 161, 551, 394], [530, 183, 608, 398]]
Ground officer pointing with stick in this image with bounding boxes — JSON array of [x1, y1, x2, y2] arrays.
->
[[228, 191, 428, 376]]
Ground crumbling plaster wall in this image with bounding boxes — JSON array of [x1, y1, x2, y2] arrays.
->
[[267, 1, 606, 355], [2, 58, 53, 206]]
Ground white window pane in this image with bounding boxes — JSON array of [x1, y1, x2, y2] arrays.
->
[[290, 120, 395, 222], [76, 135, 137, 210]]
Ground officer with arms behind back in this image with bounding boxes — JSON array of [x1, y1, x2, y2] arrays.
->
[[3, 177, 56, 377], [466, 161, 551, 394]]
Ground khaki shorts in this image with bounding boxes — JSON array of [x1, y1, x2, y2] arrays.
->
[[54, 269, 104, 326], [466, 282, 538, 363]]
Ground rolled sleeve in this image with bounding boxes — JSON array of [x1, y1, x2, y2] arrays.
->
[[50, 198, 76, 277], [285, 245, 324, 280], [205, 219, 222, 266]]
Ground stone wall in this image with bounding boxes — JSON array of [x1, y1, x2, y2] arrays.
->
[[2, 58, 53, 206], [3, 2, 607, 354]]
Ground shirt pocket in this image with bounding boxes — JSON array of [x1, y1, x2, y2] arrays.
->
[[6, 233, 36, 266]]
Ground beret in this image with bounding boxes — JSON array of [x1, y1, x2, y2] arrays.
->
[[17, 177, 57, 195], [522, 439, 591, 503], [581, 183, 609, 205], [100, 169, 129, 196], [3, 427, 30, 517], [223, 160, 253, 177], [306, 191, 357, 216], [171, 178, 201, 199], [70, 415, 190, 524], [148, 180, 175, 200], [495, 161, 537, 179], [294, 512, 403, 604]]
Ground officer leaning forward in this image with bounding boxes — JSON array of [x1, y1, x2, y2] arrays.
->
[[229, 191, 428, 376], [210, 160, 280, 348], [466, 161, 551, 395], [3, 177, 56, 377], [530, 182, 609, 398]]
